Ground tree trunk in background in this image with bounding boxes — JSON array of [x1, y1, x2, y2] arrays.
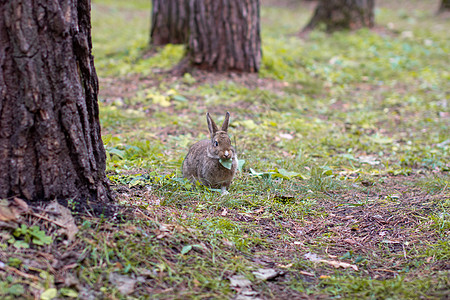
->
[[150, 0, 189, 45], [302, 0, 374, 33], [0, 0, 111, 203], [438, 0, 450, 13], [185, 0, 261, 72]]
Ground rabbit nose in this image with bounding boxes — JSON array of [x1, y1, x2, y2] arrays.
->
[[224, 151, 230, 158]]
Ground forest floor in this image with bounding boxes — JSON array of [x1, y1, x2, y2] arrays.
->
[[1, 0, 449, 299]]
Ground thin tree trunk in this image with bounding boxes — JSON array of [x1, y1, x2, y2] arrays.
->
[[0, 0, 111, 203], [302, 0, 375, 33], [150, 0, 189, 45], [438, 0, 450, 13], [185, 0, 261, 72]]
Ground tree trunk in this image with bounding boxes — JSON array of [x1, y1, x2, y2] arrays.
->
[[302, 0, 375, 33], [438, 0, 450, 13], [0, 0, 111, 203], [185, 0, 261, 72], [150, 0, 189, 46]]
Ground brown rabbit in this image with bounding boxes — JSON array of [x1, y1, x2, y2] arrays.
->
[[182, 112, 237, 193]]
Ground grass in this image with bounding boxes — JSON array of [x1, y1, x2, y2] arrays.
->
[[0, 0, 449, 299]]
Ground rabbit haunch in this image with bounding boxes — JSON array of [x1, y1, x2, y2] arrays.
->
[[182, 112, 238, 193]]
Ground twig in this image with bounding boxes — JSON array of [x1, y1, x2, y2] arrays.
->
[[29, 212, 67, 229], [0, 265, 40, 281], [441, 183, 448, 195], [138, 209, 154, 221]]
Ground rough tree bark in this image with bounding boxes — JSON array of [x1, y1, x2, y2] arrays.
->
[[150, 0, 189, 46], [0, 0, 111, 203], [438, 0, 450, 13], [184, 0, 261, 72], [302, 0, 375, 33]]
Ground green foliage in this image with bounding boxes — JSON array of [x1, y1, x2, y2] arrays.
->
[[8, 224, 53, 249], [219, 158, 234, 170], [0, 282, 25, 299], [320, 274, 449, 299], [416, 174, 450, 194], [425, 240, 450, 261]]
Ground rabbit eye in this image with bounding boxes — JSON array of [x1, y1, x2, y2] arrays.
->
[[214, 141, 219, 147]]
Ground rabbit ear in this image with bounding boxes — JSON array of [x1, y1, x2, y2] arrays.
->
[[207, 113, 219, 137], [221, 112, 230, 132]]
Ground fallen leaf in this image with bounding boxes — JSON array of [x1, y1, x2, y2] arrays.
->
[[252, 268, 280, 281], [276, 168, 307, 179], [237, 159, 246, 172], [40, 288, 57, 300], [304, 252, 321, 262], [136, 268, 157, 277], [358, 155, 380, 165], [0, 198, 29, 223], [277, 263, 293, 268], [13, 198, 29, 212], [159, 223, 174, 232], [109, 273, 136, 295], [229, 275, 252, 288], [299, 271, 315, 277], [156, 223, 174, 238], [0, 201, 18, 221], [181, 245, 193, 255], [305, 252, 358, 271], [249, 168, 276, 177], [156, 232, 169, 239], [45, 202, 79, 241], [236, 288, 261, 300], [279, 133, 294, 140], [320, 260, 358, 271], [59, 288, 78, 298]]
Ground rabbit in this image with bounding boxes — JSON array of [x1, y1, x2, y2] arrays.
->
[[182, 112, 238, 194]]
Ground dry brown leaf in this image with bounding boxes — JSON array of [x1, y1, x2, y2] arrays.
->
[[45, 202, 79, 241], [299, 270, 315, 277], [229, 275, 252, 288], [109, 273, 136, 295], [159, 223, 174, 232], [13, 198, 29, 212], [0, 201, 18, 222], [156, 232, 170, 239], [318, 259, 359, 271], [304, 252, 358, 271], [277, 263, 293, 269], [0, 198, 28, 223]]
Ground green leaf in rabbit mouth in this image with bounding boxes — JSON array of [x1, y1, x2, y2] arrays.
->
[[219, 158, 233, 170]]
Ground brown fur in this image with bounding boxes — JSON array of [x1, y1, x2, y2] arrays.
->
[[182, 112, 238, 192]]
